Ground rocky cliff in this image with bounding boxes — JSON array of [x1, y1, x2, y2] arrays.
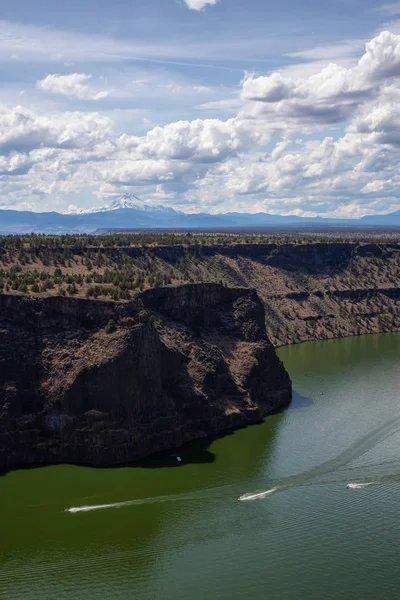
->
[[228, 242, 400, 346], [2, 238, 399, 348], [135, 241, 400, 347], [60, 240, 400, 346], [0, 283, 291, 469]]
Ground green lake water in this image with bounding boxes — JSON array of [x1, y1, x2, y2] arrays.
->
[[2, 333, 400, 599]]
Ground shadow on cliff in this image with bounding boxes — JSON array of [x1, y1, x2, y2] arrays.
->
[[137, 392, 313, 469], [137, 431, 237, 469], [0, 392, 313, 477], [0, 445, 216, 476]]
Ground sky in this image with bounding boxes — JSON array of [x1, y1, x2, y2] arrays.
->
[[1, 0, 400, 216]]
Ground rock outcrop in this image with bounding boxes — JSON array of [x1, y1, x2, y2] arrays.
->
[[61, 241, 400, 346], [133, 241, 399, 347], [0, 283, 291, 469]]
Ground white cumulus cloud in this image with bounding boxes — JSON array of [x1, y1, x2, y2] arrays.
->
[[37, 73, 110, 101], [184, 0, 218, 11], [2, 31, 400, 217], [240, 31, 400, 130]]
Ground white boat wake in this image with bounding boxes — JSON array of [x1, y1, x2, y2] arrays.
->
[[66, 501, 134, 513], [238, 487, 278, 502], [346, 482, 376, 489], [65, 486, 229, 513]]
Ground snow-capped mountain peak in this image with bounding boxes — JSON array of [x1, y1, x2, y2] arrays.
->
[[108, 194, 143, 211], [63, 194, 181, 215]]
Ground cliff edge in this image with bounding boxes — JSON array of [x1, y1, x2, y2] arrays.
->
[[0, 283, 291, 469]]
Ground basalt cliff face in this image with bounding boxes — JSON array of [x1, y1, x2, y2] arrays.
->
[[233, 242, 400, 346], [0, 284, 291, 469], [127, 241, 400, 347], [63, 241, 400, 346]]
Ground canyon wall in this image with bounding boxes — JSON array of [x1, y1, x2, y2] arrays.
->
[[2, 240, 399, 469], [0, 283, 291, 469], [222, 242, 400, 346], [128, 241, 400, 347]]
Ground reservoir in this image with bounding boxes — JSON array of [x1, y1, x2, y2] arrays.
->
[[1, 333, 400, 599]]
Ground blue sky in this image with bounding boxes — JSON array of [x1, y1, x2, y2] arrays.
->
[[1, 0, 400, 216]]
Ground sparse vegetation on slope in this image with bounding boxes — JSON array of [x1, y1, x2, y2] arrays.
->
[[0, 233, 399, 346]]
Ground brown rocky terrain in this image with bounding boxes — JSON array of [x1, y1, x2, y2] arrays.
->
[[2, 237, 400, 348], [0, 283, 291, 469], [2, 238, 400, 469], [186, 242, 400, 346], [39, 240, 397, 347], [97, 241, 399, 347]]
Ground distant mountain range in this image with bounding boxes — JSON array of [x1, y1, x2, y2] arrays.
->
[[0, 194, 399, 234], [63, 195, 180, 216]]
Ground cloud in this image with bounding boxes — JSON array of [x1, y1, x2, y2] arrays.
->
[[0, 18, 291, 69], [361, 180, 389, 193], [37, 73, 110, 100], [193, 85, 214, 93], [239, 31, 400, 134], [358, 30, 400, 79], [0, 104, 113, 154], [129, 117, 269, 162], [184, 0, 218, 10], [196, 97, 241, 112], [2, 31, 400, 217], [285, 39, 365, 62]]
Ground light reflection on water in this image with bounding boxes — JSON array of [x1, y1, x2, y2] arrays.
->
[[1, 333, 400, 600]]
